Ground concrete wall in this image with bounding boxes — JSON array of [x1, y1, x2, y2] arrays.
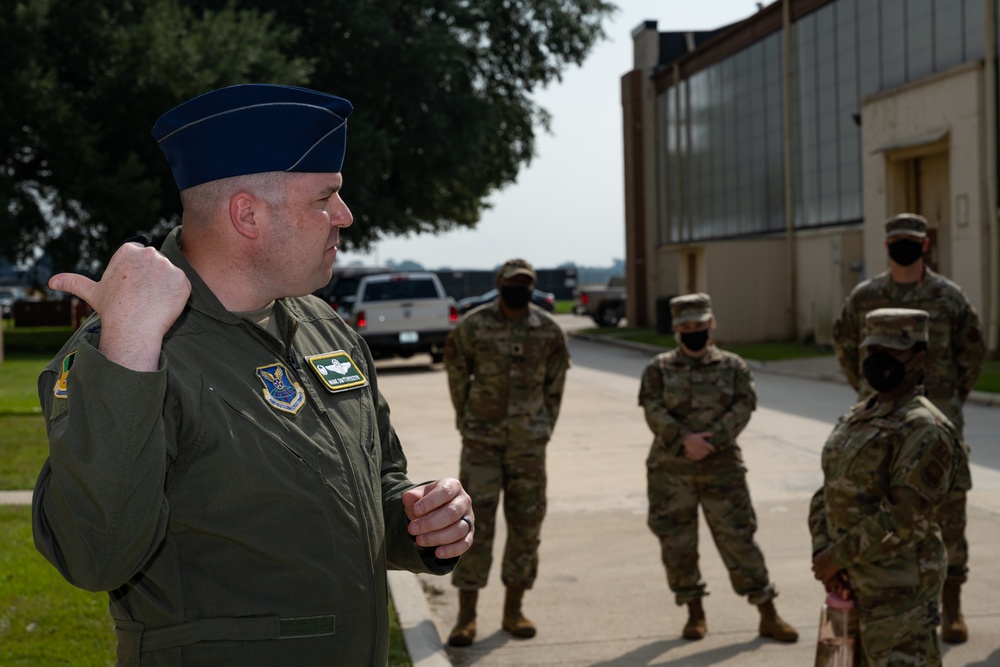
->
[[648, 229, 861, 345], [794, 226, 864, 345], [704, 238, 789, 344], [622, 23, 663, 328], [861, 62, 988, 315]]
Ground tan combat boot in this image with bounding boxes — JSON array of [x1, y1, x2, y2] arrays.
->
[[502, 586, 537, 638], [682, 598, 707, 640], [758, 600, 798, 642], [447, 589, 478, 647], [941, 580, 968, 644]]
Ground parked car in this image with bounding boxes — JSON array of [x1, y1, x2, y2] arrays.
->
[[0, 285, 27, 319], [456, 288, 556, 316], [573, 276, 626, 327], [350, 272, 458, 363]]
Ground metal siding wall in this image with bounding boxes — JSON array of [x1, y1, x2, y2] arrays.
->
[[704, 239, 789, 343]]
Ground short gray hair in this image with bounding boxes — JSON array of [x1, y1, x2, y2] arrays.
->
[[180, 171, 290, 217]]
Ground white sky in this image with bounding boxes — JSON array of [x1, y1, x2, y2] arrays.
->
[[336, 0, 764, 271]]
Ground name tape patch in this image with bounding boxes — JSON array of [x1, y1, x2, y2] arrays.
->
[[305, 351, 368, 393]]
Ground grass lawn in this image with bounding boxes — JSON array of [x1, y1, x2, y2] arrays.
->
[[554, 299, 574, 315], [975, 360, 1000, 393], [0, 416, 48, 489], [0, 506, 116, 666], [2, 325, 76, 355], [0, 350, 52, 489], [574, 326, 1000, 391], [580, 327, 834, 360], [0, 353, 49, 415]]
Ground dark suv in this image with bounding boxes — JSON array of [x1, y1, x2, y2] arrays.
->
[[456, 288, 555, 316], [0, 285, 27, 319]]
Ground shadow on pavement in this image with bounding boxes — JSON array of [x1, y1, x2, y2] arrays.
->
[[444, 630, 513, 666], [585, 637, 765, 667], [946, 645, 1000, 667]]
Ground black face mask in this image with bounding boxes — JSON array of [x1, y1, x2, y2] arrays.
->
[[679, 329, 710, 352], [500, 285, 532, 310], [887, 239, 924, 266], [862, 352, 906, 392]]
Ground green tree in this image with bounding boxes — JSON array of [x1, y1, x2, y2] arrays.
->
[[0, 0, 311, 272], [1, 0, 614, 273]]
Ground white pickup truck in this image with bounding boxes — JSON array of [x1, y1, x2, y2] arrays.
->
[[350, 272, 458, 363], [573, 275, 626, 327]]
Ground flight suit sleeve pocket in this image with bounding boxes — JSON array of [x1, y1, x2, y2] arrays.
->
[[112, 619, 144, 666]]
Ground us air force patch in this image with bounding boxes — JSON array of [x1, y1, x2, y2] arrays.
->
[[256, 362, 305, 414], [53, 350, 77, 399], [305, 351, 368, 393]]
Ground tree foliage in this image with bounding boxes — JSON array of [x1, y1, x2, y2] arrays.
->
[[0, 0, 614, 273]]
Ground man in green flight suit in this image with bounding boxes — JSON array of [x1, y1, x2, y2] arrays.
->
[[442, 258, 571, 647], [638, 293, 798, 644], [832, 213, 984, 643], [32, 84, 474, 666], [811, 308, 966, 666]]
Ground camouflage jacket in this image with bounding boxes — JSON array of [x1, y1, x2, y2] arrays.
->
[[808, 390, 965, 601], [444, 300, 570, 445], [638, 346, 756, 474], [832, 268, 985, 424]]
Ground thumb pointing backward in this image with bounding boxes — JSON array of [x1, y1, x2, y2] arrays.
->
[[50, 274, 99, 313]]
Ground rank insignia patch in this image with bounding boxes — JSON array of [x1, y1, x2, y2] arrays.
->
[[305, 350, 368, 393], [53, 350, 77, 399], [256, 362, 305, 414]]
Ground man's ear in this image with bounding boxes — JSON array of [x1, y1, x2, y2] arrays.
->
[[230, 192, 260, 240], [921, 237, 931, 252]]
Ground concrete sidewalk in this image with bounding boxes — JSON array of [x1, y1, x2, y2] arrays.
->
[[382, 332, 1000, 667]]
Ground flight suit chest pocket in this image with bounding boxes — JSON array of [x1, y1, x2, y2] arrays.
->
[[309, 355, 380, 473], [206, 382, 321, 475]]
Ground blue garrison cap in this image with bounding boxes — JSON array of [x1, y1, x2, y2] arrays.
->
[[152, 84, 353, 190]]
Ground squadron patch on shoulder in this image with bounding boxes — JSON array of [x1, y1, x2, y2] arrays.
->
[[305, 350, 368, 393], [931, 441, 953, 466], [921, 460, 945, 489], [53, 351, 77, 399], [255, 362, 305, 414]]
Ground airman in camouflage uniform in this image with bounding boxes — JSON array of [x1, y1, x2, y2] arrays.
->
[[638, 293, 798, 643], [443, 258, 571, 646], [811, 308, 967, 666], [832, 214, 984, 642]]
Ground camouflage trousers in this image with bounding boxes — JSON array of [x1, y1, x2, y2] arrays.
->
[[856, 597, 941, 667], [451, 437, 547, 590], [933, 403, 970, 583], [646, 467, 775, 606], [936, 488, 968, 583]]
